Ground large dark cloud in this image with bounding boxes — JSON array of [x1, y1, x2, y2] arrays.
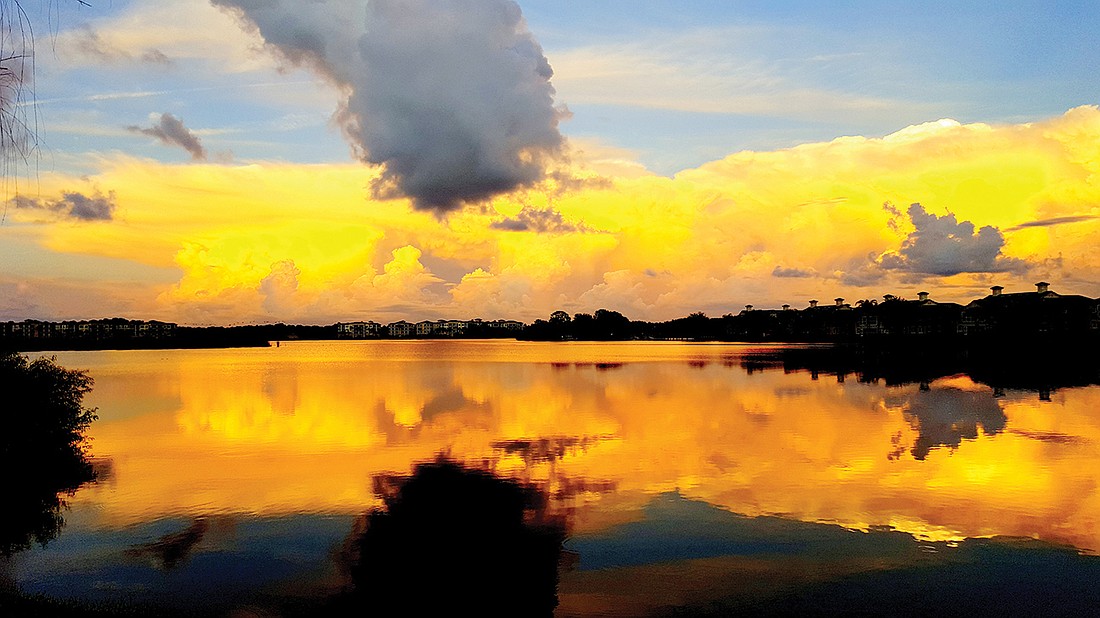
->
[[12, 191, 117, 221], [213, 0, 566, 213], [877, 203, 1026, 276], [128, 113, 207, 160]]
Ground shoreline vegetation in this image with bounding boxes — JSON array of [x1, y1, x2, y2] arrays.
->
[[1, 353, 98, 556], [1, 283, 1097, 353]]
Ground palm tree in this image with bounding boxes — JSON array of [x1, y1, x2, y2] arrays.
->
[[0, 1, 88, 172]]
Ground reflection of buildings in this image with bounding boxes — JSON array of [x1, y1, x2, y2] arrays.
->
[[751, 337, 1098, 400], [52, 342, 1100, 578]]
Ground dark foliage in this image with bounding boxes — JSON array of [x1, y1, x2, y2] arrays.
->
[[0, 352, 97, 554], [523, 309, 635, 340]]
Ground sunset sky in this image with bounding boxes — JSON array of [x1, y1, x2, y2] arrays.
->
[[2, 0, 1099, 324]]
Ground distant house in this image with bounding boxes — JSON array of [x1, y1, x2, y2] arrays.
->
[[436, 320, 468, 336], [959, 282, 1095, 338], [337, 321, 382, 339], [487, 319, 524, 330], [0, 318, 177, 343], [387, 321, 415, 338], [857, 292, 962, 338]]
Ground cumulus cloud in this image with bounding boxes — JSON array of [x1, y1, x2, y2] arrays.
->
[[837, 263, 888, 287], [259, 259, 301, 316], [213, 0, 566, 212], [876, 203, 1027, 276], [490, 206, 588, 233], [11, 190, 117, 221], [128, 113, 207, 160], [13, 108, 1100, 324]]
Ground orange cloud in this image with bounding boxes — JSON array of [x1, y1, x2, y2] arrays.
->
[[5, 107, 1099, 323]]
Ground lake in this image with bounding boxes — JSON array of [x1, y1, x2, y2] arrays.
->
[[6, 340, 1100, 615]]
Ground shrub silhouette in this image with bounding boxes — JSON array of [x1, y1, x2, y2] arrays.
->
[[1, 352, 97, 554]]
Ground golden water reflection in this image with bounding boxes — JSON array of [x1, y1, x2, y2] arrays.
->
[[55, 341, 1100, 553]]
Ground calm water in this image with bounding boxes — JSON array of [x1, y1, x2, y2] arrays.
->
[[6, 340, 1100, 615]]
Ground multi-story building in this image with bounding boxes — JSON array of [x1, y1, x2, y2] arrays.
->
[[387, 321, 415, 338], [336, 321, 382, 339], [0, 319, 177, 343]]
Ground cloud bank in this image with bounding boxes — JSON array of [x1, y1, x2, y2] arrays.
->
[[7, 107, 1100, 323], [213, 0, 566, 212]]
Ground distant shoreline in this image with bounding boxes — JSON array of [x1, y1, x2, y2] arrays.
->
[[4, 281, 1099, 353]]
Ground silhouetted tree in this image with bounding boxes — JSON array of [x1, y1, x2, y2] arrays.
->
[[571, 312, 595, 339], [593, 309, 631, 339], [0, 352, 97, 554]]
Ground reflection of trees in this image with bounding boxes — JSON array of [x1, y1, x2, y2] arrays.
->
[[1, 352, 97, 555], [750, 345, 1100, 395], [338, 459, 566, 616], [125, 518, 208, 570], [491, 435, 614, 465], [491, 437, 618, 506]]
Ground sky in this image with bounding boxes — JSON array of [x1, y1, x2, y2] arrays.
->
[[1, 0, 1098, 325]]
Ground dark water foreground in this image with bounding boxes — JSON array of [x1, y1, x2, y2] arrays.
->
[[7, 462, 1100, 617], [4, 342, 1100, 616]]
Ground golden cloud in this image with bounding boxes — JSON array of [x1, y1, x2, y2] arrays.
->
[[6, 107, 1100, 323]]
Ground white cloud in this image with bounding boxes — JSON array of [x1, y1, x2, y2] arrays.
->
[[52, 0, 272, 73]]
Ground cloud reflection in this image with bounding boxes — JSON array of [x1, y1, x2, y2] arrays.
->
[[63, 342, 1100, 555], [885, 388, 1007, 460]]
